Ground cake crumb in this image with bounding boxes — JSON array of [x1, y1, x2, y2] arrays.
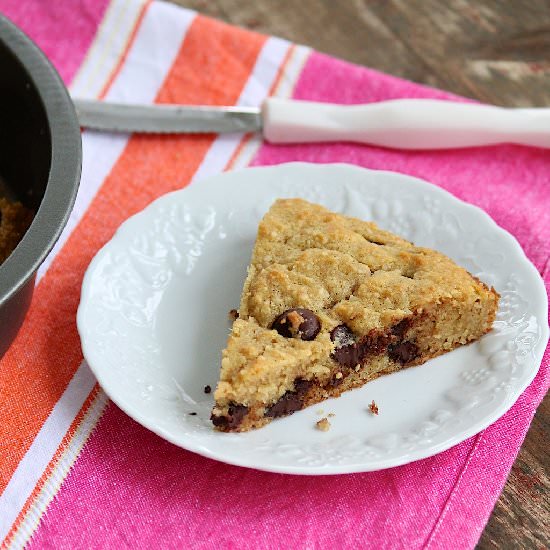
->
[[328, 413, 335, 418], [316, 417, 331, 431], [204, 385, 212, 394], [369, 400, 379, 415], [228, 309, 239, 322], [335, 372, 343, 379]]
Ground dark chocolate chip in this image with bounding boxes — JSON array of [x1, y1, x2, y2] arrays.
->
[[188, 412, 197, 416], [265, 378, 312, 418], [327, 371, 347, 387], [388, 341, 419, 365], [330, 324, 360, 368], [330, 324, 391, 368], [211, 403, 248, 429], [330, 324, 356, 347], [331, 343, 360, 369], [204, 385, 212, 394], [391, 318, 411, 338], [293, 378, 313, 395], [211, 416, 227, 428], [271, 308, 321, 341], [358, 331, 391, 356], [265, 393, 303, 418]]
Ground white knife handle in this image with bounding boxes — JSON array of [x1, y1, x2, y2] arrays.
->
[[262, 97, 550, 149]]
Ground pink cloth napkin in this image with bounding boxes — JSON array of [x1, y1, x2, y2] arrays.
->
[[0, 0, 548, 548]]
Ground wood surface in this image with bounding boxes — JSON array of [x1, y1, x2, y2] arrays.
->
[[171, 1, 550, 548]]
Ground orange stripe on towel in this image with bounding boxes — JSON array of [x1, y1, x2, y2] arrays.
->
[[3, 384, 102, 546], [0, 15, 265, 493]]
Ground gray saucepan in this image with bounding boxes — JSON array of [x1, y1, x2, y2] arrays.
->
[[0, 15, 81, 358]]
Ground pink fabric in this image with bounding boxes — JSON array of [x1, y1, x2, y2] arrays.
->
[[0, 0, 110, 84], [27, 395, 544, 550], [28, 50, 550, 549]]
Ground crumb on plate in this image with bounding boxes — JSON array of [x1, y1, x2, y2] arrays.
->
[[369, 400, 379, 415], [316, 417, 331, 432]]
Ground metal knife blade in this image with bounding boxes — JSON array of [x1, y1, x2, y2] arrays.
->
[[73, 98, 262, 134], [72, 97, 550, 149]]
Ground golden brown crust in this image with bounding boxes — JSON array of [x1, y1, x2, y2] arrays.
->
[[212, 198, 500, 432]]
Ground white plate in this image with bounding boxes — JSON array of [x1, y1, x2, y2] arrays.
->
[[77, 163, 548, 475]]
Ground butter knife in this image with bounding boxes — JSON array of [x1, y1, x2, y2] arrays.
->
[[73, 97, 550, 149]]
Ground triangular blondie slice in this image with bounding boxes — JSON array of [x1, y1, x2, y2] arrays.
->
[[211, 199, 499, 432]]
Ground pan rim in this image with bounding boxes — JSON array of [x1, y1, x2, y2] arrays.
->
[[0, 14, 82, 305]]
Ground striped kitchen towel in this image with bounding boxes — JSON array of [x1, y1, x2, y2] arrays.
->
[[0, 0, 548, 548]]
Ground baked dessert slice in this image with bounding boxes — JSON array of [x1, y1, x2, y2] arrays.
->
[[211, 198, 499, 432]]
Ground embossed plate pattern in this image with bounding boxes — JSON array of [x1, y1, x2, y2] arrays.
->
[[77, 163, 548, 474]]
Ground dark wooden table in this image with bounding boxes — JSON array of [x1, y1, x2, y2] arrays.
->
[[174, 1, 549, 547]]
